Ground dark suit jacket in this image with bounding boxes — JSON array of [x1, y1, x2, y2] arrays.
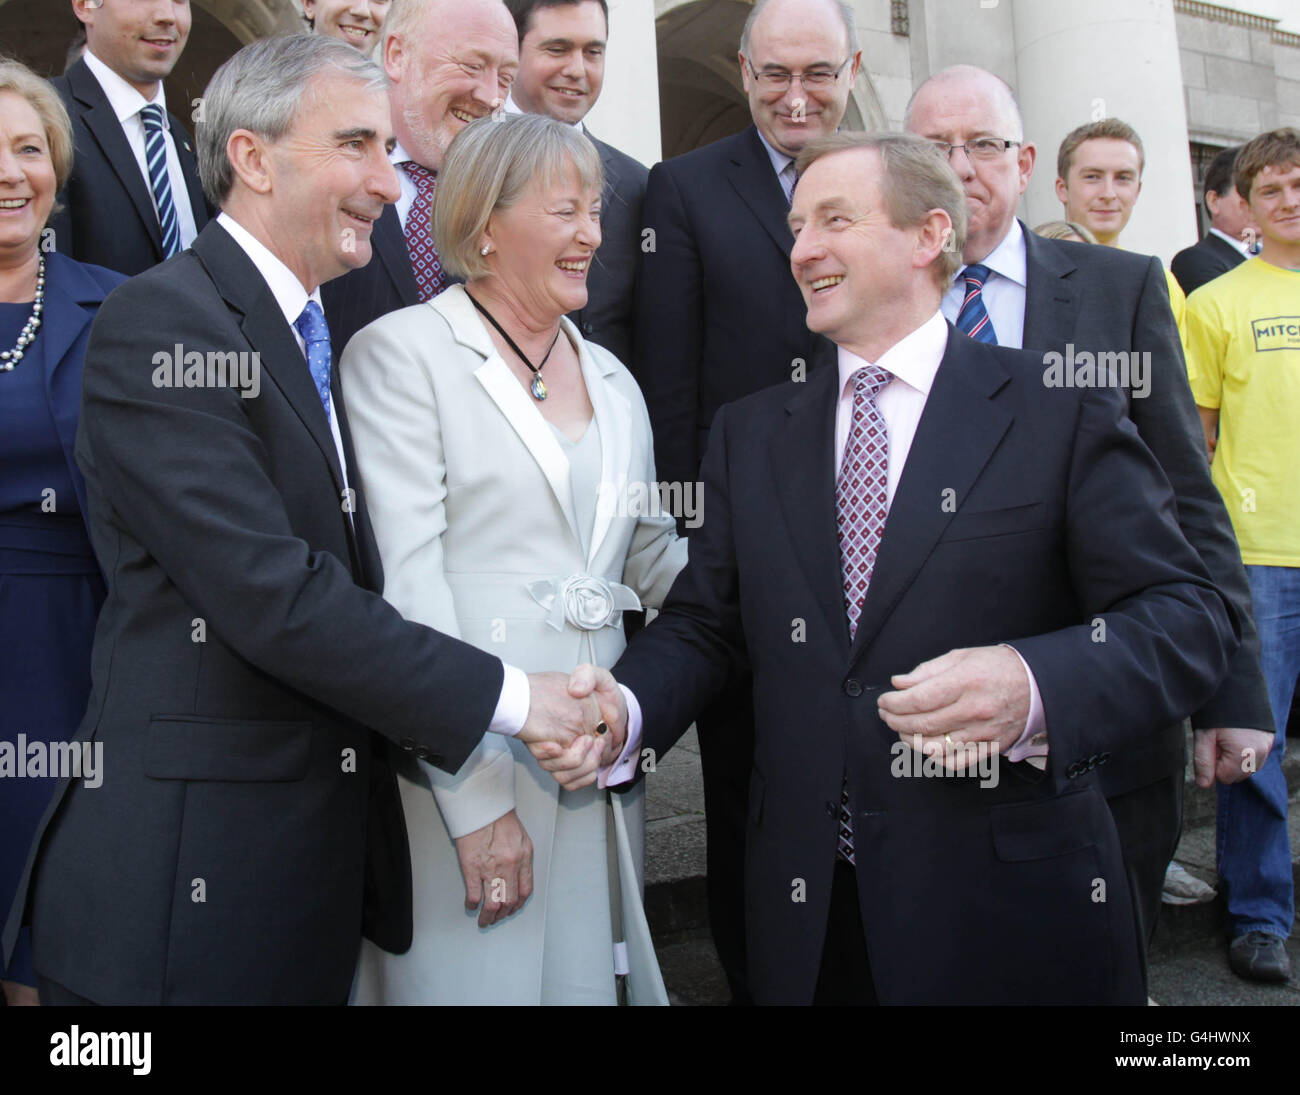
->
[[568, 129, 647, 367], [614, 328, 1237, 1005], [1171, 232, 1246, 297], [5, 222, 505, 1005], [1021, 227, 1273, 796], [321, 201, 422, 358], [632, 125, 825, 493], [49, 58, 209, 277]]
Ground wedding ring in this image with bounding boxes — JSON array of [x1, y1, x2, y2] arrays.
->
[[944, 733, 954, 747]]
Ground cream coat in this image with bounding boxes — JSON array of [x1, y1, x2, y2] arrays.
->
[[341, 285, 686, 1004]]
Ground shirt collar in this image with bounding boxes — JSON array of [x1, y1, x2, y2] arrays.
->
[[958, 218, 1027, 289], [1209, 226, 1252, 257], [390, 140, 415, 168], [83, 48, 167, 124], [754, 127, 794, 178], [503, 91, 585, 131], [837, 310, 948, 400], [217, 211, 321, 330]]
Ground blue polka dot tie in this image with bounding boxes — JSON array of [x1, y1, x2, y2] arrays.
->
[[294, 301, 333, 424], [955, 263, 998, 344]]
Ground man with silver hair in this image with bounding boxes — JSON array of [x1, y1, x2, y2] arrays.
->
[[8, 34, 595, 1006], [631, 0, 860, 1004]]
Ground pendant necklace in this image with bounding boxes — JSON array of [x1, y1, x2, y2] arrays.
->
[[466, 290, 561, 401]]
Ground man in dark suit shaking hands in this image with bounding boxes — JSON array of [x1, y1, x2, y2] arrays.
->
[[631, 0, 860, 1003], [503, 0, 645, 367], [560, 133, 1240, 1004], [5, 34, 602, 1006], [50, 0, 208, 275]]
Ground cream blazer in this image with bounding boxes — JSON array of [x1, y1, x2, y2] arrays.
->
[[340, 284, 686, 1003]]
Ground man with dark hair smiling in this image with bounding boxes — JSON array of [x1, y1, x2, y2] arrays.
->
[[503, 0, 644, 366]]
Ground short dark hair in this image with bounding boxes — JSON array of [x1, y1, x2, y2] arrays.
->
[[1235, 128, 1300, 202], [504, 0, 609, 41], [1202, 145, 1240, 214]]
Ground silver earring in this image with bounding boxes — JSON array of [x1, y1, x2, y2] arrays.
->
[[480, 245, 492, 256]]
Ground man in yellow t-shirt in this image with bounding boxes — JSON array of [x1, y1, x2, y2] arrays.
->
[[1187, 127, 1300, 984]]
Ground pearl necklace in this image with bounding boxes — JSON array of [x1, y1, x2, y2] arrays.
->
[[0, 254, 45, 372]]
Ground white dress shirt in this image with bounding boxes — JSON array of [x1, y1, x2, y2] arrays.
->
[[83, 49, 199, 250], [602, 311, 1046, 786], [216, 212, 530, 736], [503, 91, 585, 130], [941, 218, 1027, 349]]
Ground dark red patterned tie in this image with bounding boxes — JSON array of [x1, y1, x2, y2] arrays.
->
[[834, 364, 893, 865], [401, 161, 449, 302]]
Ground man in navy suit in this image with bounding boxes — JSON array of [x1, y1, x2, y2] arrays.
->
[[904, 65, 1274, 961], [1172, 145, 1253, 297], [321, 0, 518, 355], [562, 132, 1239, 1005], [630, 0, 860, 1003], [50, 0, 208, 275], [503, 0, 645, 367]]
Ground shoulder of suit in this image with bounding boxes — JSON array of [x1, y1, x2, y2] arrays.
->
[[652, 129, 749, 178], [589, 135, 649, 179], [45, 251, 128, 299]]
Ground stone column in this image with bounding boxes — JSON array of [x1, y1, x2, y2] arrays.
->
[[1012, 0, 1197, 261], [584, 0, 663, 167]]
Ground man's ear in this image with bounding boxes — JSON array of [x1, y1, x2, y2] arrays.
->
[[915, 207, 953, 271], [1018, 140, 1037, 193], [384, 29, 404, 82], [1054, 174, 1070, 208], [227, 130, 275, 196], [71, 0, 101, 27]]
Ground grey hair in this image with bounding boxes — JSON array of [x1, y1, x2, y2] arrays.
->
[[197, 35, 388, 207], [434, 113, 604, 281], [740, 0, 859, 59]]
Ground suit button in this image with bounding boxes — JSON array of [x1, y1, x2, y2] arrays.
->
[[825, 801, 838, 818], [1066, 762, 1080, 779], [843, 679, 863, 697], [581, 321, 594, 335], [414, 745, 432, 761], [400, 738, 416, 752], [1099, 752, 1111, 764]]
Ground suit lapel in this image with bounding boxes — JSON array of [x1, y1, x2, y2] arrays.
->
[[434, 288, 583, 544], [728, 127, 795, 262], [1021, 223, 1080, 351], [39, 254, 109, 520], [68, 61, 163, 257], [191, 224, 345, 495], [372, 205, 421, 309], [772, 356, 848, 650], [580, 341, 631, 569], [848, 332, 1014, 667]]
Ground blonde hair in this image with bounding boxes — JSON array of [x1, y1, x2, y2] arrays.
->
[[0, 57, 75, 197], [433, 113, 603, 281], [1033, 219, 1097, 244], [795, 131, 967, 286]]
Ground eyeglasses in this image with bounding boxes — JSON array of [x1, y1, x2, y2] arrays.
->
[[931, 137, 1021, 161], [744, 56, 851, 92]]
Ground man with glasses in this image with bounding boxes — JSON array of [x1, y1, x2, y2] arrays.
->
[[632, 0, 859, 1005], [905, 65, 1273, 975], [322, 0, 519, 353]]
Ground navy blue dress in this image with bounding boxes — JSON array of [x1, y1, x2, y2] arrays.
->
[[0, 300, 105, 986]]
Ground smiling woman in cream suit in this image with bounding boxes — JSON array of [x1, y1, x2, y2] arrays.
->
[[341, 115, 685, 1005]]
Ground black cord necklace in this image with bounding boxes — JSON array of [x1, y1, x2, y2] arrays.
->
[[466, 290, 562, 401]]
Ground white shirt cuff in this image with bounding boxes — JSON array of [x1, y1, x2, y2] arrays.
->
[[1001, 643, 1047, 767], [488, 663, 530, 736]]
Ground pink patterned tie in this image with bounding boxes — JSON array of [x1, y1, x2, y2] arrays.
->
[[401, 161, 449, 302], [834, 364, 892, 864]]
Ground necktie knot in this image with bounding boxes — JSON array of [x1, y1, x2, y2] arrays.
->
[[401, 161, 438, 194], [140, 103, 165, 132], [852, 364, 893, 400], [961, 262, 992, 288], [955, 263, 998, 344], [295, 300, 330, 347]]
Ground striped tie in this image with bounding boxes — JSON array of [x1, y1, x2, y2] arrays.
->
[[140, 104, 181, 259], [955, 263, 997, 344]]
